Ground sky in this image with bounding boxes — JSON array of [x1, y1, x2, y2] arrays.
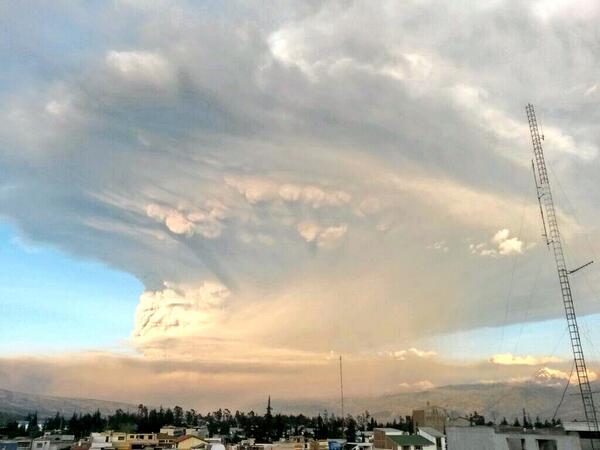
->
[[2, 0, 600, 411]]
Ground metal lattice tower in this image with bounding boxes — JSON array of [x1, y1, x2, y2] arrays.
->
[[526, 104, 599, 434]]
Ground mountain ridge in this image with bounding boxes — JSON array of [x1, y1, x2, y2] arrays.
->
[[0, 381, 590, 423], [0, 388, 138, 419]]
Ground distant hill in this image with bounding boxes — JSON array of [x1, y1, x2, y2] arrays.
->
[[0, 388, 137, 420], [260, 382, 595, 423], [0, 381, 592, 424]]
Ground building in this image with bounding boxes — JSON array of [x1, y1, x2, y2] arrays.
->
[[88, 433, 113, 450], [0, 441, 19, 450], [373, 428, 434, 450], [160, 429, 185, 439], [356, 432, 373, 444], [156, 434, 177, 449], [416, 428, 443, 450], [32, 434, 75, 450], [174, 436, 207, 450], [561, 422, 600, 450], [184, 429, 209, 440], [412, 406, 447, 435], [446, 426, 582, 450], [384, 435, 434, 450], [88, 432, 158, 450], [373, 429, 404, 449], [1, 438, 32, 450]]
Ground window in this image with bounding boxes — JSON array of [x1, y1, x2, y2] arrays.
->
[[118, 437, 125, 441], [36, 444, 43, 448], [506, 438, 526, 450], [415, 446, 423, 450], [536, 440, 557, 450]]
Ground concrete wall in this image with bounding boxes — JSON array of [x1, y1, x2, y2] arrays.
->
[[418, 430, 446, 450], [446, 427, 582, 450]]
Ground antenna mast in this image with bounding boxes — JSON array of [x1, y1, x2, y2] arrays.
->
[[526, 104, 599, 435], [339, 355, 345, 421]]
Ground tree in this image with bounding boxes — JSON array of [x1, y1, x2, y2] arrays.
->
[[368, 416, 377, 431], [512, 418, 521, 427], [173, 406, 184, 426], [164, 408, 174, 426], [500, 417, 508, 426], [27, 412, 40, 437], [345, 417, 357, 443]]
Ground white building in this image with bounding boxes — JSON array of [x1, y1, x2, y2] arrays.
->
[[32, 434, 75, 450], [185, 428, 209, 439], [446, 426, 581, 450], [561, 422, 600, 450], [89, 433, 114, 450], [161, 428, 186, 438], [417, 427, 445, 450]]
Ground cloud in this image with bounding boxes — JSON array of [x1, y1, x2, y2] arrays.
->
[[427, 240, 449, 252], [2, 349, 590, 411], [398, 380, 435, 391], [133, 281, 230, 343], [379, 348, 438, 361], [533, 366, 598, 385], [106, 50, 175, 86], [470, 229, 534, 257], [504, 366, 598, 387], [225, 176, 351, 209], [296, 221, 347, 248], [3, 0, 600, 405], [489, 353, 562, 366], [145, 203, 225, 238]]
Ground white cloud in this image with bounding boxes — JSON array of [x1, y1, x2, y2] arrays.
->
[[297, 220, 320, 243], [489, 353, 562, 366], [427, 240, 449, 252], [379, 348, 438, 360], [106, 50, 175, 85], [296, 221, 348, 248], [225, 176, 351, 208], [146, 203, 225, 238], [504, 366, 598, 387], [398, 380, 435, 391], [533, 366, 598, 385], [470, 229, 531, 257], [44, 100, 69, 117], [133, 281, 230, 343]]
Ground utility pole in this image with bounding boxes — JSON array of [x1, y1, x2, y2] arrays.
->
[[526, 104, 599, 438]]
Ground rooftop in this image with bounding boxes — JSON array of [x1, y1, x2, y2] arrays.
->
[[418, 427, 444, 438], [387, 435, 434, 446]]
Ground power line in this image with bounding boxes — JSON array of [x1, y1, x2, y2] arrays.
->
[[552, 361, 575, 422]]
